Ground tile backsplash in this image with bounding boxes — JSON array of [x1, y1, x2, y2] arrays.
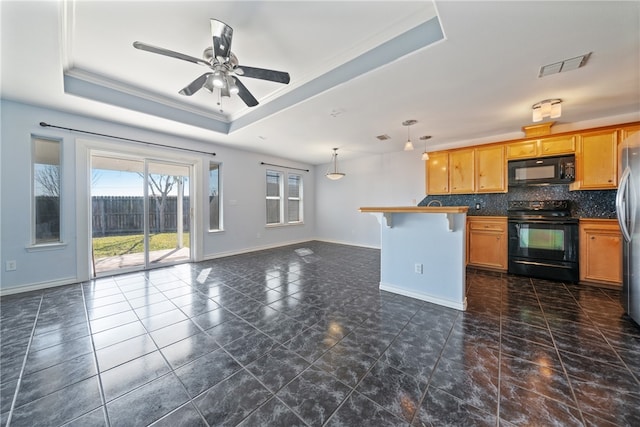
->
[[418, 185, 616, 218]]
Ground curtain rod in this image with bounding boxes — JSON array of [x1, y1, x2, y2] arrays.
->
[[260, 161, 309, 172], [39, 122, 216, 156]]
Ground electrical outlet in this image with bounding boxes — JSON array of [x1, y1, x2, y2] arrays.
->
[[414, 263, 423, 274], [475, 203, 481, 210], [6, 260, 17, 271]]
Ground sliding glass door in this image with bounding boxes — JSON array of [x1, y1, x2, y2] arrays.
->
[[91, 154, 192, 276]]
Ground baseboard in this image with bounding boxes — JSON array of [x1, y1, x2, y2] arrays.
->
[[0, 276, 79, 297], [379, 282, 467, 311], [313, 238, 380, 250]]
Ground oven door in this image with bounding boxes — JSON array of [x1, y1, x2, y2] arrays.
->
[[508, 219, 578, 263]]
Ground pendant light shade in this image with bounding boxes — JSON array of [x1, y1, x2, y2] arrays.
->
[[326, 148, 345, 180], [403, 119, 417, 151], [420, 135, 431, 160]]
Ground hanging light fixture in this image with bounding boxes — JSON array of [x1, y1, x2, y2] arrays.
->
[[402, 120, 417, 151], [326, 148, 345, 180], [420, 135, 432, 160], [532, 99, 562, 122]]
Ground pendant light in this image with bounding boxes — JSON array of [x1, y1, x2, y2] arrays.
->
[[326, 148, 345, 180], [403, 119, 417, 151], [420, 135, 431, 160]]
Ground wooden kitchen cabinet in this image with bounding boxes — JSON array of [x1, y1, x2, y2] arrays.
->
[[579, 219, 622, 286], [476, 145, 506, 193], [426, 152, 449, 195], [506, 135, 575, 159], [571, 129, 618, 190], [467, 216, 508, 271], [620, 124, 640, 141], [450, 148, 475, 194]]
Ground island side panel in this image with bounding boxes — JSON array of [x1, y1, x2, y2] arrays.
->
[[378, 212, 467, 310]]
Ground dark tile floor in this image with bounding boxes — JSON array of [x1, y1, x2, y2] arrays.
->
[[1, 241, 639, 426]]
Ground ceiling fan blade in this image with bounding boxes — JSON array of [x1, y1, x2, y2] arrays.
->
[[211, 19, 233, 60], [133, 41, 210, 66], [235, 66, 290, 84], [234, 78, 259, 107], [179, 73, 211, 96]]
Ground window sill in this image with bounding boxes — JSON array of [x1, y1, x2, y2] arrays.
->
[[265, 222, 304, 228], [26, 242, 68, 252]]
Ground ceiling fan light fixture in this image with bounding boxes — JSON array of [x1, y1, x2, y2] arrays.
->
[[326, 148, 345, 180], [212, 70, 225, 88], [227, 75, 239, 94]]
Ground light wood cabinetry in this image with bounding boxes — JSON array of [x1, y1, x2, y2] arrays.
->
[[476, 145, 506, 193], [620, 125, 640, 141], [426, 152, 449, 195], [571, 130, 618, 190], [450, 149, 475, 194], [467, 216, 508, 271], [506, 135, 575, 159], [579, 219, 622, 286]]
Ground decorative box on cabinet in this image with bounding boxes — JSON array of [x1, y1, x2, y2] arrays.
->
[[579, 219, 622, 287], [467, 216, 508, 271]]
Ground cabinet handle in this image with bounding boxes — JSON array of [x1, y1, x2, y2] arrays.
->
[[591, 236, 596, 240], [608, 179, 612, 183]]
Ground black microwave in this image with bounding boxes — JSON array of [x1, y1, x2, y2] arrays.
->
[[508, 154, 575, 186]]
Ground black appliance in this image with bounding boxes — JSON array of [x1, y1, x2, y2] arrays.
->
[[508, 154, 575, 187], [507, 200, 579, 282]]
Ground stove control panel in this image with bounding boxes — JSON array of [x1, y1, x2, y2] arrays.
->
[[508, 200, 570, 211]]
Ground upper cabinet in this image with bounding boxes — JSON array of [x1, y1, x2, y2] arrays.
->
[[476, 145, 506, 193], [506, 135, 575, 159], [425, 122, 639, 196], [426, 145, 506, 195], [450, 149, 475, 194], [426, 152, 449, 195], [571, 129, 617, 190]]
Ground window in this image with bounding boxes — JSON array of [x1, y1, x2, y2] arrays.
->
[[287, 174, 303, 223], [266, 170, 303, 225], [33, 137, 61, 244], [209, 162, 221, 231], [266, 170, 283, 225]]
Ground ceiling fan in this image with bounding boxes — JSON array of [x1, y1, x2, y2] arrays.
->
[[133, 19, 290, 108]]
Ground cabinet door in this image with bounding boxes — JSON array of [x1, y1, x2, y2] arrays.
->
[[579, 221, 622, 285], [476, 145, 506, 193], [577, 130, 617, 189], [539, 135, 576, 156], [426, 152, 449, 195], [449, 149, 475, 194], [620, 124, 640, 141], [467, 218, 507, 270], [506, 140, 537, 159]]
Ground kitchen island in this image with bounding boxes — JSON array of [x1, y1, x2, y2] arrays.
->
[[360, 206, 469, 311]]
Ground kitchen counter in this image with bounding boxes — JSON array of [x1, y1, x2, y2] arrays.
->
[[360, 206, 467, 311]]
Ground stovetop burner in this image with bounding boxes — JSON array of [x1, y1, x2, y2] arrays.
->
[[507, 200, 573, 218]]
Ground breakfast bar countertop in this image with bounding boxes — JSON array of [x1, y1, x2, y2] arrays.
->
[[359, 206, 469, 214]]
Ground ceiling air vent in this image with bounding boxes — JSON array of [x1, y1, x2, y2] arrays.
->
[[376, 134, 391, 141], [538, 52, 591, 77]]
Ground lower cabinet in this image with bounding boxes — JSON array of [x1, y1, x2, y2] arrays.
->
[[467, 216, 507, 271], [579, 219, 622, 286]]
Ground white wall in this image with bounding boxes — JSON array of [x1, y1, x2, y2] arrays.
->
[[1, 100, 315, 293], [315, 150, 426, 248]]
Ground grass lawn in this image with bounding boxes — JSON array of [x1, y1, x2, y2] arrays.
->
[[92, 233, 189, 258]]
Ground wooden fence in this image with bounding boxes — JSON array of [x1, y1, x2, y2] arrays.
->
[[91, 196, 190, 236]]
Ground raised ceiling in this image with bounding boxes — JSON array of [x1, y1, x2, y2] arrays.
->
[[2, 1, 639, 165]]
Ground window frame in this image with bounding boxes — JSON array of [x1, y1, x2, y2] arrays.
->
[[265, 169, 304, 227], [32, 136, 63, 246], [208, 161, 222, 232]]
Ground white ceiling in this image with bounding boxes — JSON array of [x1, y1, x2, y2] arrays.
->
[[2, 1, 639, 165]]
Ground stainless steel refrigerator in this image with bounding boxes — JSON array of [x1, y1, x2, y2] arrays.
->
[[617, 132, 640, 325]]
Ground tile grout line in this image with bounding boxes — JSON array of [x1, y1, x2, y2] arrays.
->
[[81, 280, 112, 427], [532, 280, 587, 427], [5, 293, 44, 427]]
